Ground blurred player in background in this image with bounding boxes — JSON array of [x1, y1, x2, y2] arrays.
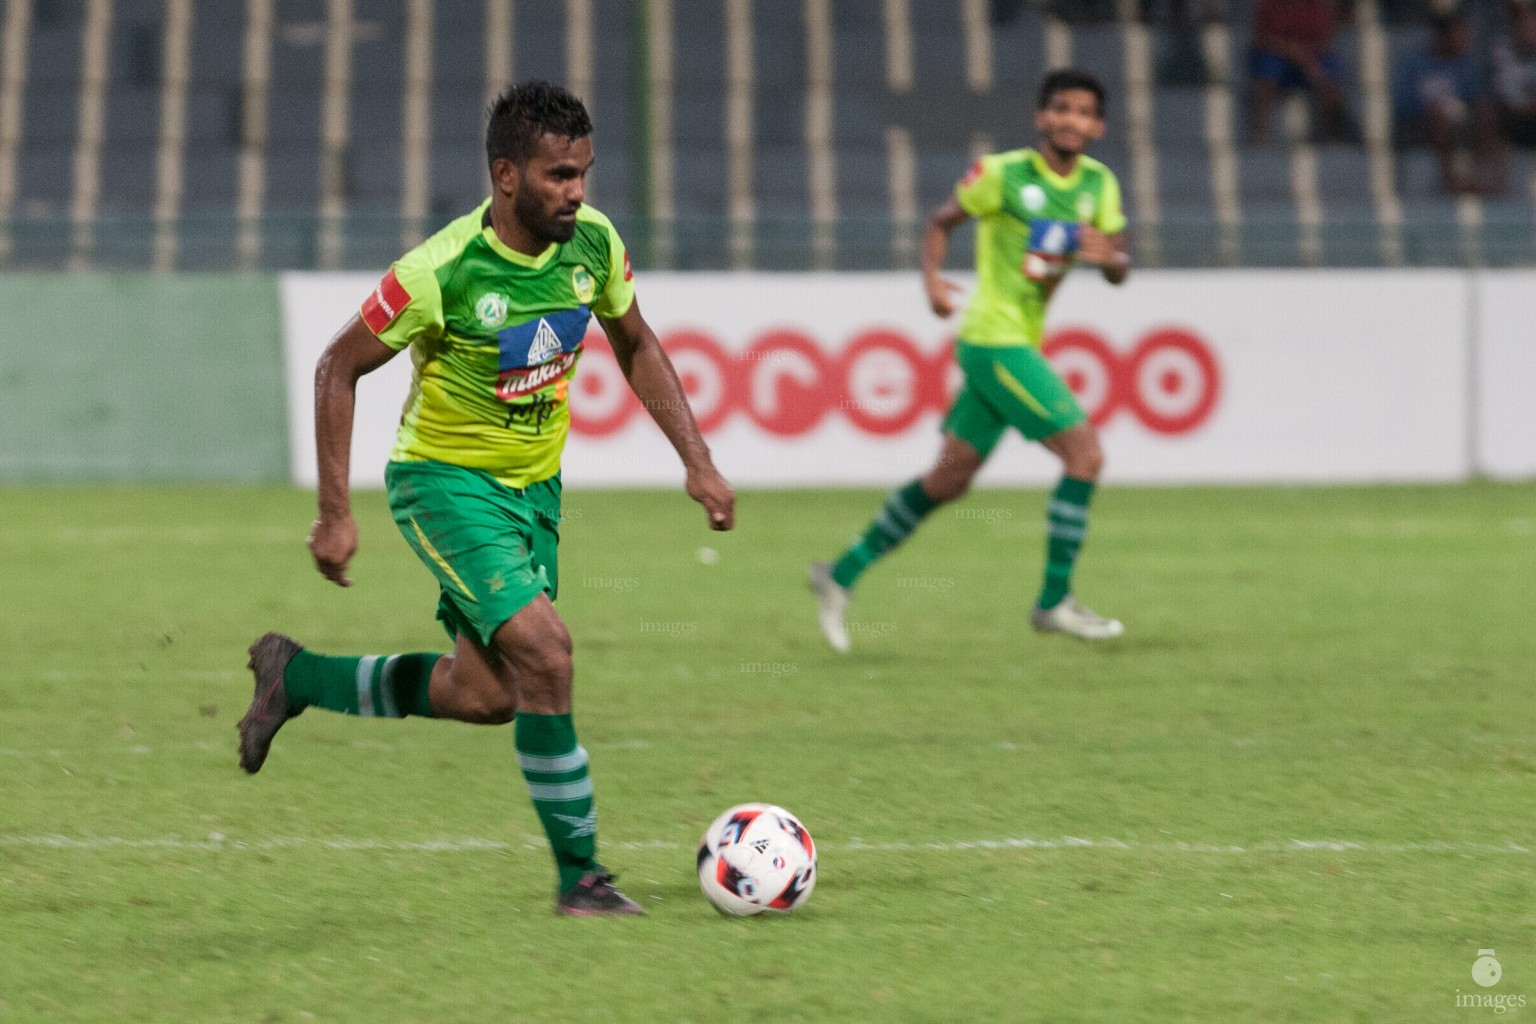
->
[[238, 81, 734, 916], [811, 68, 1129, 652]]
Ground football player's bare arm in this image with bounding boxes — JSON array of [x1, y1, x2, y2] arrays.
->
[[1078, 227, 1129, 285], [599, 298, 736, 531], [309, 315, 400, 587], [923, 198, 971, 318]]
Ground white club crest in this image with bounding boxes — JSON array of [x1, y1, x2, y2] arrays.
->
[[476, 292, 509, 328]]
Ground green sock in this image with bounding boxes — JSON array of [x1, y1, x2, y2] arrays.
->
[[282, 650, 439, 718], [1038, 476, 1096, 610], [831, 479, 939, 589], [515, 713, 597, 892]]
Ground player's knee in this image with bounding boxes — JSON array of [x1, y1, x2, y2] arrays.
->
[[529, 644, 573, 685], [1075, 445, 1105, 480], [925, 473, 971, 504], [923, 460, 978, 504], [502, 632, 573, 694], [514, 651, 572, 716], [1058, 429, 1104, 480]]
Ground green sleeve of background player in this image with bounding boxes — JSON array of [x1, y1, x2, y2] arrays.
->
[[955, 154, 1004, 218], [1094, 168, 1128, 235]]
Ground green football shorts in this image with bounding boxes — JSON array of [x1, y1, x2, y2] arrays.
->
[[384, 459, 562, 647], [941, 340, 1087, 457]]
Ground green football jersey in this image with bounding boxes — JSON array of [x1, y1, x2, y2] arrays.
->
[[360, 199, 635, 488], [953, 148, 1126, 347]]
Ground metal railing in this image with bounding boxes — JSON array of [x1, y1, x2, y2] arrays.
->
[[3, 209, 1534, 273]]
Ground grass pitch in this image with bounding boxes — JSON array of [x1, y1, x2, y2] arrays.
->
[[2, 482, 1533, 1022]]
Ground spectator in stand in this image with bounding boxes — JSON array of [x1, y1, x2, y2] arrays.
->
[[1247, 0, 1354, 144], [1393, 10, 1506, 193], [1490, 4, 1536, 146], [1149, 0, 1230, 86]]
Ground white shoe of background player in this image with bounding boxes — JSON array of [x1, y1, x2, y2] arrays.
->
[[807, 562, 851, 654], [1029, 596, 1125, 640]]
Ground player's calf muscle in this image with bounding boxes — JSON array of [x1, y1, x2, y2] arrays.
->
[[435, 658, 518, 723]]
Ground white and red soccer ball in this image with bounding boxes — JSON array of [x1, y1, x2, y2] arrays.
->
[[696, 803, 817, 916]]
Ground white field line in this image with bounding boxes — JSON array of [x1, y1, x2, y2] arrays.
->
[[0, 525, 300, 544], [0, 834, 1529, 856], [10, 732, 1536, 754], [33, 669, 241, 681]]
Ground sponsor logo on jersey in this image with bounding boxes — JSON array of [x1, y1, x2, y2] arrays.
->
[[1023, 218, 1081, 281], [1076, 192, 1098, 220], [1020, 184, 1047, 213], [361, 269, 411, 335], [622, 249, 633, 282], [494, 306, 591, 403], [571, 265, 596, 304], [496, 348, 580, 401], [960, 160, 984, 188], [526, 318, 563, 364], [476, 291, 509, 328]]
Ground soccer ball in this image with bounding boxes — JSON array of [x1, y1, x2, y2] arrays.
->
[[696, 803, 817, 916]]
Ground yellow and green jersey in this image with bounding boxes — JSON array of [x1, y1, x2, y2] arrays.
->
[[954, 148, 1126, 347], [361, 199, 635, 488]]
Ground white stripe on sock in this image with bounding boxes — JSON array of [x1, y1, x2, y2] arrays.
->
[[355, 655, 380, 716], [874, 509, 906, 541], [1047, 500, 1088, 522], [525, 777, 594, 802], [886, 493, 920, 528], [518, 745, 589, 774], [377, 655, 400, 718]]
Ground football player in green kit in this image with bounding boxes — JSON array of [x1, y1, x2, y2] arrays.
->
[[237, 81, 735, 916], [811, 68, 1129, 652]]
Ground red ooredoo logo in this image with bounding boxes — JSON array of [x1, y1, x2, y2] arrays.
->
[[570, 325, 1220, 438]]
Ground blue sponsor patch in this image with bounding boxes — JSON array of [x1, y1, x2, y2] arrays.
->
[[1027, 219, 1080, 257], [498, 305, 591, 371], [1024, 219, 1081, 281]]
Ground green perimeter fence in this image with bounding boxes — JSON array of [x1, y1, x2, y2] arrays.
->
[[0, 274, 289, 482]]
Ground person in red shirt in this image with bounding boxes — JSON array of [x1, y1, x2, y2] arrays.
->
[[1247, 0, 1353, 144]]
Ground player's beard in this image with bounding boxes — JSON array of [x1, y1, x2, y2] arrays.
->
[[1042, 133, 1082, 162], [515, 185, 579, 245]]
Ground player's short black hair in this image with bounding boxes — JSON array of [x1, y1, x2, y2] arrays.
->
[[1037, 68, 1107, 117], [485, 80, 593, 169]]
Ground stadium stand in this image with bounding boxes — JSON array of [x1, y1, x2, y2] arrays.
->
[[0, 0, 1530, 271]]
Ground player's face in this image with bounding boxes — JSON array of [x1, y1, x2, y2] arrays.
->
[[512, 132, 594, 244], [1034, 88, 1104, 158]]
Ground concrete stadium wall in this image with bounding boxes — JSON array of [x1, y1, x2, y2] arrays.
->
[[0, 274, 288, 482]]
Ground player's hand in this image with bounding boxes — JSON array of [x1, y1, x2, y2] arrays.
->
[[1077, 224, 1117, 266], [308, 515, 358, 587], [686, 465, 736, 531], [925, 275, 963, 318]]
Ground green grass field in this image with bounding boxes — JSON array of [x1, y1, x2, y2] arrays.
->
[[2, 482, 1534, 1023]]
